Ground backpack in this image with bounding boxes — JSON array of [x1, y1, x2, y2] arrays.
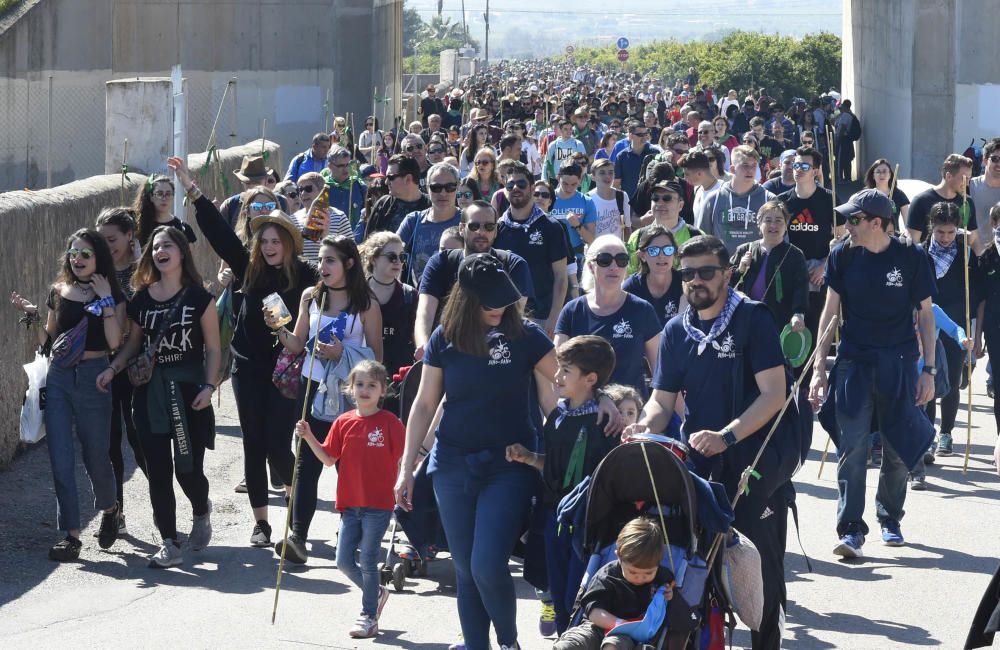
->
[[847, 114, 862, 142]]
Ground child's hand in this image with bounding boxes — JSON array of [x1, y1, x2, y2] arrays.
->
[[505, 443, 533, 464], [664, 579, 675, 601], [961, 337, 973, 351], [294, 420, 312, 440]]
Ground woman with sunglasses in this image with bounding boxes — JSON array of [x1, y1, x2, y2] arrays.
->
[[457, 176, 483, 211], [275, 180, 304, 213], [864, 158, 910, 231], [169, 155, 320, 548], [360, 232, 416, 377], [10, 230, 126, 561], [468, 148, 502, 201], [460, 126, 490, 178], [555, 235, 662, 397], [624, 225, 687, 329], [397, 163, 463, 286], [132, 174, 197, 247], [730, 200, 809, 338]]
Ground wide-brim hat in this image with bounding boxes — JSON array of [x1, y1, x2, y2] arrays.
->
[[470, 107, 489, 121], [234, 155, 268, 182], [250, 210, 304, 256], [780, 324, 813, 368]]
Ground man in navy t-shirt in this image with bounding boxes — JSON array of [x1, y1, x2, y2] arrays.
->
[[628, 234, 789, 650], [810, 189, 937, 559], [415, 201, 534, 355]]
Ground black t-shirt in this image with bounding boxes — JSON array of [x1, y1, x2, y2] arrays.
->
[[778, 186, 835, 260], [905, 188, 977, 242], [761, 178, 794, 196], [47, 288, 125, 352], [380, 281, 417, 376], [758, 136, 782, 162], [581, 560, 673, 620], [127, 285, 214, 367], [541, 410, 618, 506], [888, 187, 911, 232]]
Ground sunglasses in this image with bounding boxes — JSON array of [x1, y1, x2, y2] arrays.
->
[[428, 148, 446, 155], [404, 143, 425, 152], [632, 131, 649, 137], [379, 252, 408, 264], [329, 162, 349, 169], [67, 247, 95, 260], [429, 182, 458, 194], [250, 201, 278, 211], [456, 190, 475, 200], [465, 222, 497, 232], [679, 265, 723, 282], [592, 252, 630, 268], [846, 214, 871, 226], [533, 191, 551, 199], [386, 173, 403, 182], [284, 190, 299, 199], [152, 190, 174, 200], [298, 184, 316, 193], [650, 194, 676, 203], [791, 162, 814, 171], [505, 179, 529, 191], [642, 245, 675, 257]]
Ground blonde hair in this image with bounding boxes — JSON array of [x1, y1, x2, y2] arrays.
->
[[359, 231, 405, 275], [581, 235, 628, 294]]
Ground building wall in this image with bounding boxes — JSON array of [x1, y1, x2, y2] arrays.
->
[[0, 0, 403, 191]]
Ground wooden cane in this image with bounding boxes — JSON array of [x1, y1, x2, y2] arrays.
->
[[261, 119, 267, 156], [817, 435, 832, 479], [120, 139, 129, 205], [271, 290, 327, 624], [963, 181, 974, 474]]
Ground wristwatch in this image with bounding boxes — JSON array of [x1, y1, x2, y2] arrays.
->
[[721, 427, 738, 448], [922, 365, 937, 376]]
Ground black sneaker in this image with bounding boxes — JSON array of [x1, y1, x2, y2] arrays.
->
[[250, 520, 272, 548], [274, 533, 308, 564], [49, 535, 82, 562], [97, 506, 120, 550]]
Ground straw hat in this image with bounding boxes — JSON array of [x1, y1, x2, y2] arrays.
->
[[250, 210, 304, 256]]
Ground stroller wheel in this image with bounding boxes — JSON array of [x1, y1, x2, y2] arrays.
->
[[417, 559, 429, 577], [378, 562, 392, 586], [392, 563, 406, 592]]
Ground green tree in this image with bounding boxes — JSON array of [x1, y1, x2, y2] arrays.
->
[[403, 5, 423, 57], [404, 11, 480, 74]]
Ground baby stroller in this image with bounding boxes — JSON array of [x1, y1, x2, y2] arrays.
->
[[569, 437, 737, 649], [378, 363, 449, 591]]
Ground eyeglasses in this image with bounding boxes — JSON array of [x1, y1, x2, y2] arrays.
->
[[533, 191, 551, 199], [475, 160, 493, 166], [679, 265, 723, 282], [67, 247, 95, 260], [650, 194, 676, 203], [465, 222, 497, 232], [610, 123, 622, 129], [298, 184, 316, 193], [284, 190, 299, 199], [378, 252, 408, 264], [249, 201, 278, 211], [791, 162, 814, 171], [152, 190, 174, 200], [591, 252, 630, 268], [456, 190, 475, 200], [505, 179, 529, 191], [429, 182, 458, 194], [642, 245, 675, 257]]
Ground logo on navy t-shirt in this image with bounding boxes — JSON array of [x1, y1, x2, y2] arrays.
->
[[529, 230, 544, 246], [367, 427, 385, 447], [612, 318, 634, 339], [489, 338, 513, 365], [715, 332, 737, 359], [886, 267, 903, 287], [664, 301, 678, 319]]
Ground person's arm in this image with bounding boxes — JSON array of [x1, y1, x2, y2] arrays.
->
[[295, 420, 338, 466], [915, 297, 936, 406], [545, 258, 568, 338], [97, 320, 145, 391], [272, 289, 312, 353], [90, 274, 123, 350], [533, 349, 559, 416], [644, 332, 661, 376], [630, 388, 679, 438], [975, 300, 987, 359], [689, 364, 785, 457], [414, 294, 439, 352], [808, 287, 841, 408], [191, 297, 221, 411], [394, 364, 445, 511], [362, 301, 384, 362], [788, 250, 810, 328]]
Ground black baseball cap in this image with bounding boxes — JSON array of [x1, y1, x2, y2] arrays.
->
[[835, 188, 892, 222], [458, 253, 522, 310]]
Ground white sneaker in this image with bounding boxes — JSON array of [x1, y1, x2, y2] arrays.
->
[[348, 614, 378, 638], [189, 499, 213, 550], [148, 539, 183, 569]]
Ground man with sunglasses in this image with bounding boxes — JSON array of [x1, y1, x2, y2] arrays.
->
[[363, 155, 430, 240], [396, 163, 462, 286], [970, 138, 1000, 248], [627, 180, 702, 274], [613, 120, 660, 199], [400, 134, 431, 193], [762, 150, 797, 196], [322, 146, 366, 229], [628, 234, 790, 650], [811, 189, 937, 558], [777, 146, 837, 365], [496, 162, 570, 337], [414, 201, 534, 353]]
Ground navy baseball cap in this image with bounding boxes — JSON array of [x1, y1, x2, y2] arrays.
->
[[458, 253, 522, 310], [835, 188, 893, 222]]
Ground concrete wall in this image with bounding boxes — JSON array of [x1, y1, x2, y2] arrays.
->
[[844, 0, 1000, 181], [0, 0, 403, 192]]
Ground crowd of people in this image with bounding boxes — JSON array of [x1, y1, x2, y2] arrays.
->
[[9, 58, 1000, 649]]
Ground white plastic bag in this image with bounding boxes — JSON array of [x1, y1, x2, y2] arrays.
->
[[20, 352, 49, 444]]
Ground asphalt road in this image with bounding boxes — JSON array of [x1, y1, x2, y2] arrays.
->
[[1, 366, 998, 649]]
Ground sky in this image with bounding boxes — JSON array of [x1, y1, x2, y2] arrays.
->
[[406, 1, 843, 57]]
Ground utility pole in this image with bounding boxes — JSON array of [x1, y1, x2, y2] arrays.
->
[[483, 0, 490, 68]]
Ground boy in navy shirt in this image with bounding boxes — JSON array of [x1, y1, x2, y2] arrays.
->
[[507, 335, 619, 634]]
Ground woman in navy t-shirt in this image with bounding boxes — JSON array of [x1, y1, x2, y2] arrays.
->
[[395, 253, 619, 650], [556, 235, 662, 397], [623, 225, 686, 329]]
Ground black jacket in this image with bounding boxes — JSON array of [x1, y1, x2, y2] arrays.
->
[[730, 239, 809, 330]]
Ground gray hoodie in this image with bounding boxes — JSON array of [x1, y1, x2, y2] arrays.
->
[[695, 181, 776, 254]]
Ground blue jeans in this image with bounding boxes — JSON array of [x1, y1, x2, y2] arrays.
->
[[336, 507, 392, 617], [544, 507, 586, 634], [834, 359, 908, 536], [44, 358, 117, 531], [433, 455, 535, 650]]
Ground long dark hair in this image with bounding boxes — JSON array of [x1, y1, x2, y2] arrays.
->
[[54, 228, 124, 299], [132, 226, 204, 292], [441, 280, 525, 357], [864, 158, 895, 190], [234, 187, 279, 245], [312, 236, 372, 314], [463, 126, 488, 164], [133, 174, 174, 247], [636, 225, 677, 276]]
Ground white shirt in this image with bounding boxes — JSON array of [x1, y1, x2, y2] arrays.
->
[[693, 179, 725, 221], [588, 188, 631, 240]]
